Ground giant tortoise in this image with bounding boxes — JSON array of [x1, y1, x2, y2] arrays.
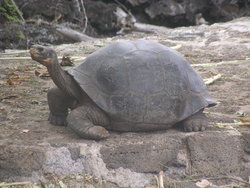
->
[[30, 40, 216, 140]]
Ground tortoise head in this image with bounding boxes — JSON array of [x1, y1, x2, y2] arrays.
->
[[30, 45, 57, 67]]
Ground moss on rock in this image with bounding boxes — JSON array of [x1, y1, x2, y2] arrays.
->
[[0, 0, 23, 24]]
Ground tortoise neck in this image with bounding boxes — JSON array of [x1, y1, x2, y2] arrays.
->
[[47, 58, 84, 102], [47, 58, 74, 97], [48, 58, 65, 90]]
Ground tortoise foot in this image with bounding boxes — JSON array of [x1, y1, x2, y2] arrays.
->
[[49, 113, 67, 126], [182, 111, 208, 132], [86, 126, 110, 140]]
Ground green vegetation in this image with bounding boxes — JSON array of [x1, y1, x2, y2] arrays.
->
[[0, 0, 24, 24], [16, 30, 26, 40]]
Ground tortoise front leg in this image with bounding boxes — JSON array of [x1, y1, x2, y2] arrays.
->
[[47, 87, 76, 126], [67, 105, 110, 140]]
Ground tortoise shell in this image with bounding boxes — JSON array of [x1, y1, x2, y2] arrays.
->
[[67, 40, 215, 128]]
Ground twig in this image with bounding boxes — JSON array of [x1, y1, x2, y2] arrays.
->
[[155, 175, 160, 188], [0, 95, 18, 101], [2, 50, 28, 54], [159, 163, 187, 178], [171, 45, 182, 50], [165, 176, 250, 186], [159, 171, 164, 188], [114, 0, 131, 14], [0, 57, 31, 60], [208, 176, 250, 186], [80, 0, 88, 33], [0, 182, 32, 187], [54, 0, 63, 23], [0, 56, 86, 61], [70, 57, 86, 61], [191, 59, 250, 68], [204, 74, 222, 85], [215, 122, 250, 127]]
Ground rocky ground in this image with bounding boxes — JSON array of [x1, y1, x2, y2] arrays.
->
[[0, 17, 250, 187], [1, 0, 250, 50]]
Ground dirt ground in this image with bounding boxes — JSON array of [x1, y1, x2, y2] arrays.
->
[[0, 17, 250, 186]]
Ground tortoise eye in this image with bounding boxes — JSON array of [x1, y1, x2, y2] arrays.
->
[[37, 47, 44, 52]]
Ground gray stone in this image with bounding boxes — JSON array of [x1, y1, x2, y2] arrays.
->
[[100, 131, 185, 173], [238, 127, 250, 179], [186, 129, 242, 177], [0, 128, 247, 187]]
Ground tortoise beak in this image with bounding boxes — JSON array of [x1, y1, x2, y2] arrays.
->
[[29, 46, 40, 60]]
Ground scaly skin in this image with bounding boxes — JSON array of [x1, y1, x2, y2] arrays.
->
[[30, 45, 110, 140], [182, 110, 208, 132]]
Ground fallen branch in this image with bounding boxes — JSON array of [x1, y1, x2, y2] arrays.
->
[[204, 74, 222, 85], [26, 17, 93, 43], [56, 26, 94, 42], [134, 22, 170, 34]]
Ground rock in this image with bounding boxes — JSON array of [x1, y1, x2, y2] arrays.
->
[[238, 127, 250, 180], [186, 129, 242, 176], [100, 131, 185, 173], [2, 0, 250, 49], [0, 23, 27, 49], [0, 128, 247, 187], [126, 0, 250, 27], [145, 0, 185, 18], [16, 0, 119, 36]]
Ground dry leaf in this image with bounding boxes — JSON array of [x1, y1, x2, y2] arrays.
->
[[6, 73, 31, 85], [60, 56, 74, 66], [7, 116, 17, 120], [8, 73, 20, 79], [240, 115, 250, 124], [6, 78, 20, 85], [21, 129, 29, 133], [196, 179, 212, 188], [0, 95, 18, 101], [9, 65, 30, 71], [34, 70, 41, 77], [34, 70, 50, 77], [40, 72, 50, 77], [19, 74, 31, 79], [37, 65, 45, 69]]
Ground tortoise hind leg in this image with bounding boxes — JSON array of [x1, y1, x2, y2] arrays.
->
[[47, 87, 76, 126], [182, 109, 208, 132], [67, 105, 110, 140]]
